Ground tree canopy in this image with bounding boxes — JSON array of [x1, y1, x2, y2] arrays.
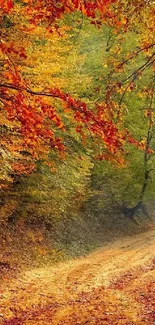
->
[[0, 0, 155, 226], [0, 0, 154, 184]]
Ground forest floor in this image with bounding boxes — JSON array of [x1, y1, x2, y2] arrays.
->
[[0, 227, 154, 324]]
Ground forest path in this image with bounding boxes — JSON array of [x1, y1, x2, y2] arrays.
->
[[0, 228, 155, 324]]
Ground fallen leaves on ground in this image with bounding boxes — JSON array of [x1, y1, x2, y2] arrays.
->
[[0, 229, 155, 324]]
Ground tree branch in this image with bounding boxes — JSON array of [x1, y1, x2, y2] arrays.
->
[[0, 83, 62, 99]]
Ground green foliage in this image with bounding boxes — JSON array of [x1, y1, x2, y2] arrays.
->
[[8, 152, 93, 224]]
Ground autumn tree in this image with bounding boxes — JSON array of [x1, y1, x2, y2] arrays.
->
[[88, 16, 155, 221], [0, 0, 125, 187], [0, 0, 155, 224]]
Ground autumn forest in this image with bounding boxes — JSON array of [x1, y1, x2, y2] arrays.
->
[[0, 1, 155, 324]]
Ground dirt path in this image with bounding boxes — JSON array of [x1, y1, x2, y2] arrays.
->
[[0, 229, 155, 324]]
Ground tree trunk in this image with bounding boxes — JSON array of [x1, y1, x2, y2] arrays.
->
[[122, 74, 155, 222]]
